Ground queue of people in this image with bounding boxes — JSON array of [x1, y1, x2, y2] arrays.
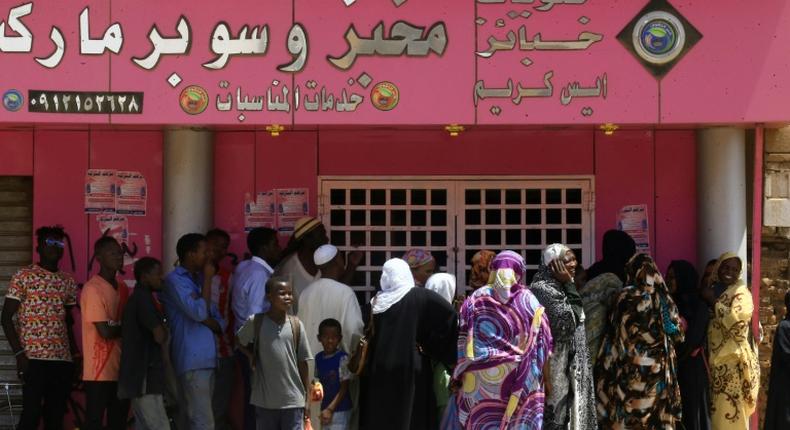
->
[[2, 220, 789, 430]]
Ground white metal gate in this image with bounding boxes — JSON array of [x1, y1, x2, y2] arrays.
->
[[319, 177, 594, 303]]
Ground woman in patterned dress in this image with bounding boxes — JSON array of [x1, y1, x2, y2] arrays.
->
[[595, 253, 684, 429], [529, 244, 598, 430], [452, 250, 553, 430], [707, 252, 760, 430]]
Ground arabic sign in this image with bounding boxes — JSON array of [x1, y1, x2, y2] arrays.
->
[[1, 0, 790, 125]]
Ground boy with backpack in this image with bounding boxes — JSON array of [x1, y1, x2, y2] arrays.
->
[[238, 277, 312, 430]]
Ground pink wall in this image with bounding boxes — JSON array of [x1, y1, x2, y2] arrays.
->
[[0, 130, 165, 284]]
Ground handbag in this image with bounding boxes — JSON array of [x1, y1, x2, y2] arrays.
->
[[348, 299, 376, 375]]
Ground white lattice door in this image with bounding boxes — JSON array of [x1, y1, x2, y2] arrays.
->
[[320, 177, 593, 302]]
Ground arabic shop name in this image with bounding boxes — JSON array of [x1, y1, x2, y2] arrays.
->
[[28, 91, 143, 114], [0, 3, 447, 72]]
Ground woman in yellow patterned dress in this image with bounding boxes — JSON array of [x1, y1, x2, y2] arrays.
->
[[707, 252, 760, 429]]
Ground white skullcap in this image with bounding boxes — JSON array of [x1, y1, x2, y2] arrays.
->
[[543, 243, 570, 266], [313, 244, 338, 266]]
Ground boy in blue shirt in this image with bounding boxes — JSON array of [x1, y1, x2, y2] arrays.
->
[[314, 319, 352, 430]]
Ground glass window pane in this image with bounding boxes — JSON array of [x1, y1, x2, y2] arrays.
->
[[411, 210, 427, 226], [350, 210, 366, 226], [431, 189, 447, 205], [546, 209, 562, 224], [330, 189, 345, 205], [567, 228, 582, 245], [350, 189, 366, 205], [371, 189, 386, 205], [431, 231, 447, 247], [485, 230, 502, 246], [350, 231, 366, 246], [466, 229, 481, 246], [566, 188, 582, 204], [465, 189, 481, 205], [566, 209, 582, 224], [506, 209, 521, 225], [506, 229, 521, 245], [371, 210, 386, 226], [485, 189, 501, 205], [331, 210, 346, 226], [526, 209, 542, 225], [526, 189, 541, 204], [330, 230, 346, 247], [411, 190, 427, 205], [546, 189, 562, 204], [546, 228, 562, 244], [485, 209, 501, 225], [412, 231, 427, 246], [466, 209, 481, 225], [370, 251, 387, 266], [392, 210, 407, 226], [391, 189, 407, 205], [391, 231, 407, 246], [526, 229, 542, 245], [371, 231, 386, 246], [431, 210, 447, 227], [505, 189, 521, 204]]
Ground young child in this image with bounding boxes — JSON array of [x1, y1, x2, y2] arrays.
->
[[237, 277, 312, 430], [314, 319, 352, 430]]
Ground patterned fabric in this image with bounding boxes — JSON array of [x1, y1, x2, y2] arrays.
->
[[6, 264, 77, 361], [453, 251, 553, 430], [402, 249, 435, 269], [707, 254, 759, 430], [469, 250, 496, 290], [580, 273, 623, 365], [530, 265, 598, 430], [595, 254, 684, 429]]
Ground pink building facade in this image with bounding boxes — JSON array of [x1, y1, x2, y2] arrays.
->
[[1, 0, 788, 427]]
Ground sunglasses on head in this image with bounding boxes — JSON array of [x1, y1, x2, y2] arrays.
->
[[44, 238, 65, 248]]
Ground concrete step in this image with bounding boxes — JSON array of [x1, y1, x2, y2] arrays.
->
[[0, 222, 30, 234], [0, 251, 30, 265], [0, 236, 31, 249], [0, 207, 30, 219]]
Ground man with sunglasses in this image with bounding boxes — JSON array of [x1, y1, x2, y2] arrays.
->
[[1, 226, 80, 430]]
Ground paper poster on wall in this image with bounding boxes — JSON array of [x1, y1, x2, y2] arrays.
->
[[85, 169, 117, 213], [116, 171, 148, 216], [617, 204, 650, 254], [244, 191, 276, 232], [96, 214, 136, 267], [276, 188, 309, 235]]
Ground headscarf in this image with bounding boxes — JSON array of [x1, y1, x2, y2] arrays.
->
[[708, 251, 744, 288], [586, 230, 636, 282], [425, 273, 456, 304], [402, 249, 435, 269], [488, 250, 526, 303], [469, 250, 496, 289], [539, 243, 583, 321], [372, 258, 415, 314], [668, 260, 700, 321]]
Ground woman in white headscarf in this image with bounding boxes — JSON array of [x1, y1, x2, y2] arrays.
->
[[362, 259, 458, 430], [529, 244, 598, 430]]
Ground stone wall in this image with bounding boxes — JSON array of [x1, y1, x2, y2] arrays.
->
[[759, 128, 790, 425]]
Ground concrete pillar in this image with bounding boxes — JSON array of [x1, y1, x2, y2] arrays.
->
[[697, 128, 748, 273], [163, 128, 213, 266]]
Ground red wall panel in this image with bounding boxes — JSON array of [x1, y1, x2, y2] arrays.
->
[[594, 130, 656, 264], [0, 131, 33, 176], [214, 131, 256, 260], [88, 130, 163, 281], [319, 129, 594, 176], [33, 130, 90, 283], [655, 130, 697, 272]]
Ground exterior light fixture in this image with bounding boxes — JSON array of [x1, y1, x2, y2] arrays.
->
[[599, 123, 618, 136], [266, 124, 285, 137], [445, 124, 464, 137]]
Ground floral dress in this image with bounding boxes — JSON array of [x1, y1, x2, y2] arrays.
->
[[708, 282, 760, 430]]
